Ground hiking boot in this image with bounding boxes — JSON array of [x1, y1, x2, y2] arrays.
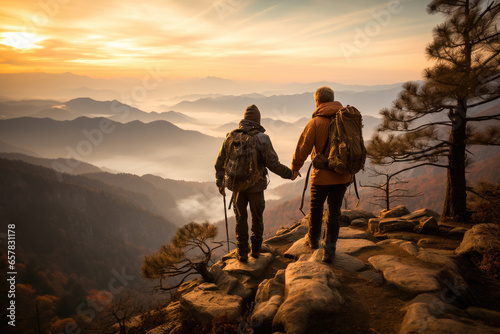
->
[[250, 244, 261, 258], [305, 237, 319, 250], [322, 248, 336, 263], [237, 250, 248, 262]]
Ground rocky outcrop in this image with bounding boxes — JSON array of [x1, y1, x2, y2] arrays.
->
[[415, 217, 440, 234], [368, 255, 441, 293], [399, 294, 500, 334], [273, 260, 344, 334], [179, 283, 243, 323], [251, 278, 285, 334], [308, 249, 366, 272], [350, 218, 368, 227], [339, 226, 368, 239], [223, 253, 274, 278], [455, 223, 500, 255], [368, 208, 441, 235], [265, 220, 308, 243], [379, 205, 410, 218], [136, 208, 500, 334], [340, 209, 377, 225], [337, 238, 378, 254]]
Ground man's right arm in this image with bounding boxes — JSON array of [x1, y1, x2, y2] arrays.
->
[[291, 119, 316, 171]]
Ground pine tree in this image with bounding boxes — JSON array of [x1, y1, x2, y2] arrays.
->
[[368, 0, 500, 222], [141, 222, 223, 291]]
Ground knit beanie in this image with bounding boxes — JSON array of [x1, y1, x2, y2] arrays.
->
[[244, 104, 261, 124]]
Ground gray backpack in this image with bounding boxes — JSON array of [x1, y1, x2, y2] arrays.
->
[[223, 129, 263, 192]]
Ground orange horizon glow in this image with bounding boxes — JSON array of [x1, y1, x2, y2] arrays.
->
[[0, 0, 444, 84]]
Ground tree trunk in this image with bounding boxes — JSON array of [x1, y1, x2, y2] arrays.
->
[[442, 103, 469, 222], [385, 175, 390, 211], [195, 262, 214, 283]]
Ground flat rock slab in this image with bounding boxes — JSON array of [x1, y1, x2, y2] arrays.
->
[[284, 237, 313, 259], [350, 218, 368, 227], [337, 238, 377, 254], [180, 287, 243, 323], [339, 227, 369, 239], [309, 249, 366, 272], [265, 224, 308, 243], [401, 208, 440, 221], [273, 261, 343, 334], [358, 270, 384, 284], [223, 253, 273, 278], [368, 255, 441, 293]]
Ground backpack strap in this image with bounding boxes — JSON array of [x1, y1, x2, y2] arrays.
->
[[299, 163, 312, 216], [316, 115, 332, 156], [353, 174, 360, 207]]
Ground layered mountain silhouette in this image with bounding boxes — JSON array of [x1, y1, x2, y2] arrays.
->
[[0, 97, 198, 124], [0, 116, 222, 179], [170, 88, 402, 118]]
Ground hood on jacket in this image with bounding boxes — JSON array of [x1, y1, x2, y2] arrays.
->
[[239, 119, 265, 133], [312, 101, 343, 118], [244, 104, 261, 124]]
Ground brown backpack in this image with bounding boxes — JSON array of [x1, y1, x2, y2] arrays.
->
[[313, 105, 367, 175]]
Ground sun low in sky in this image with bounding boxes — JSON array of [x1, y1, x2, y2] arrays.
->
[[0, 0, 443, 84]]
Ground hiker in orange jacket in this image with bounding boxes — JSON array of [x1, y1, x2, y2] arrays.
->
[[291, 86, 352, 263]]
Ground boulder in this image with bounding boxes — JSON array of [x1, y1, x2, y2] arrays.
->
[[339, 226, 369, 239], [400, 294, 500, 334], [368, 218, 380, 234], [337, 238, 378, 254], [273, 261, 343, 334], [252, 279, 285, 334], [223, 253, 273, 278], [379, 205, 410, 219], [378, 218, 416, 234], [180, 286, 243, 323], [368, 255, 441, 293], [399, 241, 420, 257], [415, 217, 439, 234], [274, 269, 286, 284], [340, 209, 376, 225], [309, 249, 366, 272], [455, 223, 500, 255], [284, 237, 314, 259], [209, 262, 253, 300], [350, 218, 368, 227], [252, 295, 284, 334], [254, 278, 284, 304], [401, 208, 440, 221]]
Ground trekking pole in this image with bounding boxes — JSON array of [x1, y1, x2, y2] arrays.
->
[[299, 164, 313, 216], [222, 186, 230, 253]]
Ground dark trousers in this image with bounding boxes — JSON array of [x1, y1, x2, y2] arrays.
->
[[233, 191, 265, 254], [309, 184, 347, 253]]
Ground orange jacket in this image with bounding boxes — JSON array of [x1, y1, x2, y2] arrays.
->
[[292, 101, 352, 185]]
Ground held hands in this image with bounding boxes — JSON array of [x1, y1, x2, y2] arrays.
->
[[219, 186, 225, 196], [291, 170, 302, 181]]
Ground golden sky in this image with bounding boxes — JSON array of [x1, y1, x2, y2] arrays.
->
[[0, 0, 443, 84]]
